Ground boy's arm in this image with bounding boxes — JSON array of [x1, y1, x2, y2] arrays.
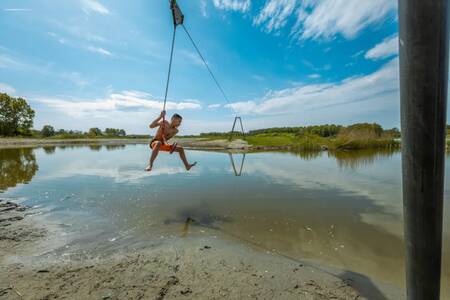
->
[[149, 111, 166, 128]]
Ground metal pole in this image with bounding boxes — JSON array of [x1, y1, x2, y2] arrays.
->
[[238, 117, 246, 140], [399, 1, 449, 299], [229, 117, 238, 141]]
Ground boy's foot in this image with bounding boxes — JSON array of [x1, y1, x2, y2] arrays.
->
[[145, 164, 152, 172], [186, 162, 197, 171]]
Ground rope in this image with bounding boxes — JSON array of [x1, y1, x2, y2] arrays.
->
[[163, 26, 177, 112], [161, 26, 178, 142], [181, 24, 230, 104]]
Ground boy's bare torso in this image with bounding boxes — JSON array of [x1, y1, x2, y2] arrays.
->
[[154, 120, 179, 142]]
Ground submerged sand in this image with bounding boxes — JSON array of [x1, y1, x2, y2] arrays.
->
[[0, 200, 404, 299]]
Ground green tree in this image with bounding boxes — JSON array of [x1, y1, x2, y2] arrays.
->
[[88, 127, 103, 137], [104, 128, 126, 137], [118, 129, 126, 137], [0, 93, 35, 136], [56, 129, 67, 135], [41, 125, 55, 137]]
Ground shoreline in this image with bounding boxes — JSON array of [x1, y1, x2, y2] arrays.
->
[[0, 138, 150, 148], [0, 199, 404, 300], [0, 137, 400, 152]]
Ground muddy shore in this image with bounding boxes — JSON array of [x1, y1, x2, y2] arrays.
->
[[0, 199, 404, 300]]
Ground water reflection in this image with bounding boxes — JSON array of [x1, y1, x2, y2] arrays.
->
[[289, 150, 322, 161], [43, 146, 56, 154], [228, 153, 246, 176], [106, 144, 126, 151], [0, 148, 38, 192], [330, 148, 397, 170], [89, 145, 103, 151]]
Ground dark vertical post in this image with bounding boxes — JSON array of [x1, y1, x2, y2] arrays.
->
[[399, 1, 449, 299], [229, 117, 238, 141], [238, 117, 246, 140]]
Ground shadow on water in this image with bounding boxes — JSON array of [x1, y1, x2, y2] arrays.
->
[[0, 148, 38, 192], [337, 271, 390, 300], [164, 205, 233, 233], [167, 201, 396, 299]]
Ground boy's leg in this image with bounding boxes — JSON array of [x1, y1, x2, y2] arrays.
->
[[175, 146, 197, 170], [146, 141, 161, 171]]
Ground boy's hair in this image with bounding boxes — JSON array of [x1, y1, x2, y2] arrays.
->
[[172, 113, 182, 120]]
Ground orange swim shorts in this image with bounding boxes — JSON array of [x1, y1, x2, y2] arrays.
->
[[150, 139, 175, 152]]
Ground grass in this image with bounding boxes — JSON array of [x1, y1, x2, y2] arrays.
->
[[234, 132, 400, 150]]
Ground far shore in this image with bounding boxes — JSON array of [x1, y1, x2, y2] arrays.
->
[[0, 137, 251, 151], [0, 137, 402, 152]]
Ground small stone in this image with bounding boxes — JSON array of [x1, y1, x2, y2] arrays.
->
[[180, 288, 192, 295]]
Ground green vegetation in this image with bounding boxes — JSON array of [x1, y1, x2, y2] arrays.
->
[[29, 125, 128, 139], [197, 123, 401, 150], [0, 92, 402, 151], [41, 125, 56, 137], [0, 93, 35, 136]]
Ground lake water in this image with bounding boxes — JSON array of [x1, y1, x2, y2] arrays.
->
[[1, 144, 449, 297]]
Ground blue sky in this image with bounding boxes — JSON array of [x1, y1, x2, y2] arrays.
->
[[0, 0, 400, 134]]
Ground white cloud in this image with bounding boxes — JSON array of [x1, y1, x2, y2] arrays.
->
[[365, 35, 398, 60], [226, 58, 399, 116], [179, 50, 204, 67], [81, 0, 109, 15], [308, 74, 321, 79], [212, 0, 251, 12], [254, 0, 298, 32], [0, 54, 24, 69], [208, 104, 222, 109], [295, 0, 397, 40], [252, 0, 396, 40], [251, 74, 265, 81], [3, 8, 32, 12], [37, 90, 202, 118], [0, 83, 16, 94], [86, 46, 112, 56], [61, 72, 90, 88], [200, 0, 208, 17]]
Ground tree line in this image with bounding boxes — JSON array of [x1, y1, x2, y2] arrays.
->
[[1, 93, 126, 138], [39, 125, 126, 138], [200, 124, 401, 139]]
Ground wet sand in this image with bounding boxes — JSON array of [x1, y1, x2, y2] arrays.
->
[[0, 199, 404, 300]]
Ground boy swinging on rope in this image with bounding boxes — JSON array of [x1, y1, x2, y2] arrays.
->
[[145, 110, 197, 172]]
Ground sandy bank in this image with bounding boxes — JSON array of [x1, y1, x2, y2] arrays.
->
[[0, 137, 290, 151], [0, 200, 404, 299], [0, 138, 150, 149]]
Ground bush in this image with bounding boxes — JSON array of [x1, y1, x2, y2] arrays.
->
[[41, 125, 55, 137], [88, 128, 102, 137], [105, 128, 126, 137]]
